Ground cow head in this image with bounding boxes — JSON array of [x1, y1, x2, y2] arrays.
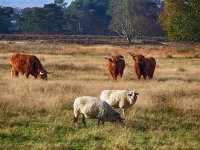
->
[[105, 55, 125, 70], [127, 91, 139, 105], [130, 53, 145, 67], [38, 70, 54, 80], [38, 69, 48, 80]]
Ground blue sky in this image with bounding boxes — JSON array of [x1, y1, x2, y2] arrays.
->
[[0, 0, 73, 8]]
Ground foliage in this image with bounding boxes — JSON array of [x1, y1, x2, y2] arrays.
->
[[0, 6, 14, 34], [159, 0, 200, 41], [0, 0, 165, 36], [19, 4, 65, 34], [64, 0, 111, 35], [108, 0, 163, 37]]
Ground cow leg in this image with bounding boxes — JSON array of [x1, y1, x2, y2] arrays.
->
[[114, 75, 118, 80], [25, 73, 30, 78], [148, 75, 153, 79], [111, 73, 117, 80], [119, 72, 123, 79], [112, 75, 117, 80], [136, 75, 141, 80], [12, 69, 19, 77], [15, 71, 19, 77], [110, 72, 115, 80], [148, 73, 154, 79], [115, 72, 119, 80], [11, 69, 15, 77], [143, 75, 147, 80]]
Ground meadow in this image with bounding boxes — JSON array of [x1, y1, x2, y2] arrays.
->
[[0, 41, 200, 149]]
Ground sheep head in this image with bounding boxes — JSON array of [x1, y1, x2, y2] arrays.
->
[[127, 91, 139, 105], [114, 112, 124, 124]]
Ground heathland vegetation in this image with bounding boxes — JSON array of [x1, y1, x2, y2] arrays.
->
[[0, 41, 199, 149]]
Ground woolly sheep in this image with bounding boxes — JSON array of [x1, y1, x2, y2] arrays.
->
[[100, 90, 139, 116], [73, 96, 124, 127]]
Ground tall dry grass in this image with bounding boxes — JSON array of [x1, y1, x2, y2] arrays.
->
[[0, 41, 200, 149]]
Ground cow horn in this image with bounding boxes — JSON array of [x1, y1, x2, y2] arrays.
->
[[144, 50, 151, 56], [129, 53, 135, 57], [104, 57, 110, 60], [47, 71, 54, 74], [120, 57, 127, 60], [40, 71, 45, 75]]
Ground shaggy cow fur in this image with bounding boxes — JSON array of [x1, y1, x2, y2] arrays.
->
[[10, 53, 49, 80], [105, 55, 125, 80], [130, 53, 156, 80]]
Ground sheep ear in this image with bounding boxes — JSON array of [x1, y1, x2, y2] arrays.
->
[[128, 93, 132, 96], [135, 92, 139, 95]]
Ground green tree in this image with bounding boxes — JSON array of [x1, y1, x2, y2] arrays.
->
[[18, 8, 34, 33], [159, 0, 200, 41], [43, 4, 65, 34], [64, 0, 111, 35], [0, 6, 14, 33], [19, 4, 65, 34]]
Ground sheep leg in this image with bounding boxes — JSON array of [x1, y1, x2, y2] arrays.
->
[[73, 114, 79, 127], [122, 108, 125, 117], [81, 114, 87, 127], [97, 119, 104, 126], [97, 119, 101, 126], [101, 120, 104, 125]]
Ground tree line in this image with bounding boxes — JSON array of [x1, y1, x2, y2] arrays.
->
[[0, 0, 200, 41]]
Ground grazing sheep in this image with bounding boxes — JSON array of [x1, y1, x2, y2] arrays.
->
[[100, 90, 139, 116], [73, 96, 124, 127]]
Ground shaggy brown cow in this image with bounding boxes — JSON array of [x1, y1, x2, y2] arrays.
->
[[11, 53, 51, 80], [105, 55, 125, 80], [130, 53, 156, 80]]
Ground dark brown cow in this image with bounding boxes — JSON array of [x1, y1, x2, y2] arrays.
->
[[10, 53, 51, 80], [105, 55, 125, 80], [130, 53, 156, 80]]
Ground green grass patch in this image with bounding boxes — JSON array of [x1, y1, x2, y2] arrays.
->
[[0, 106, 199, 149]]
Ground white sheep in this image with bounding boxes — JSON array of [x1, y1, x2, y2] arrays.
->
[[100, 90, 139, 116], [73, 96, 124, 127]]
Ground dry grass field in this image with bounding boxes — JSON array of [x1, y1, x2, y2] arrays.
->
[[0, 41, 200, 149]]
